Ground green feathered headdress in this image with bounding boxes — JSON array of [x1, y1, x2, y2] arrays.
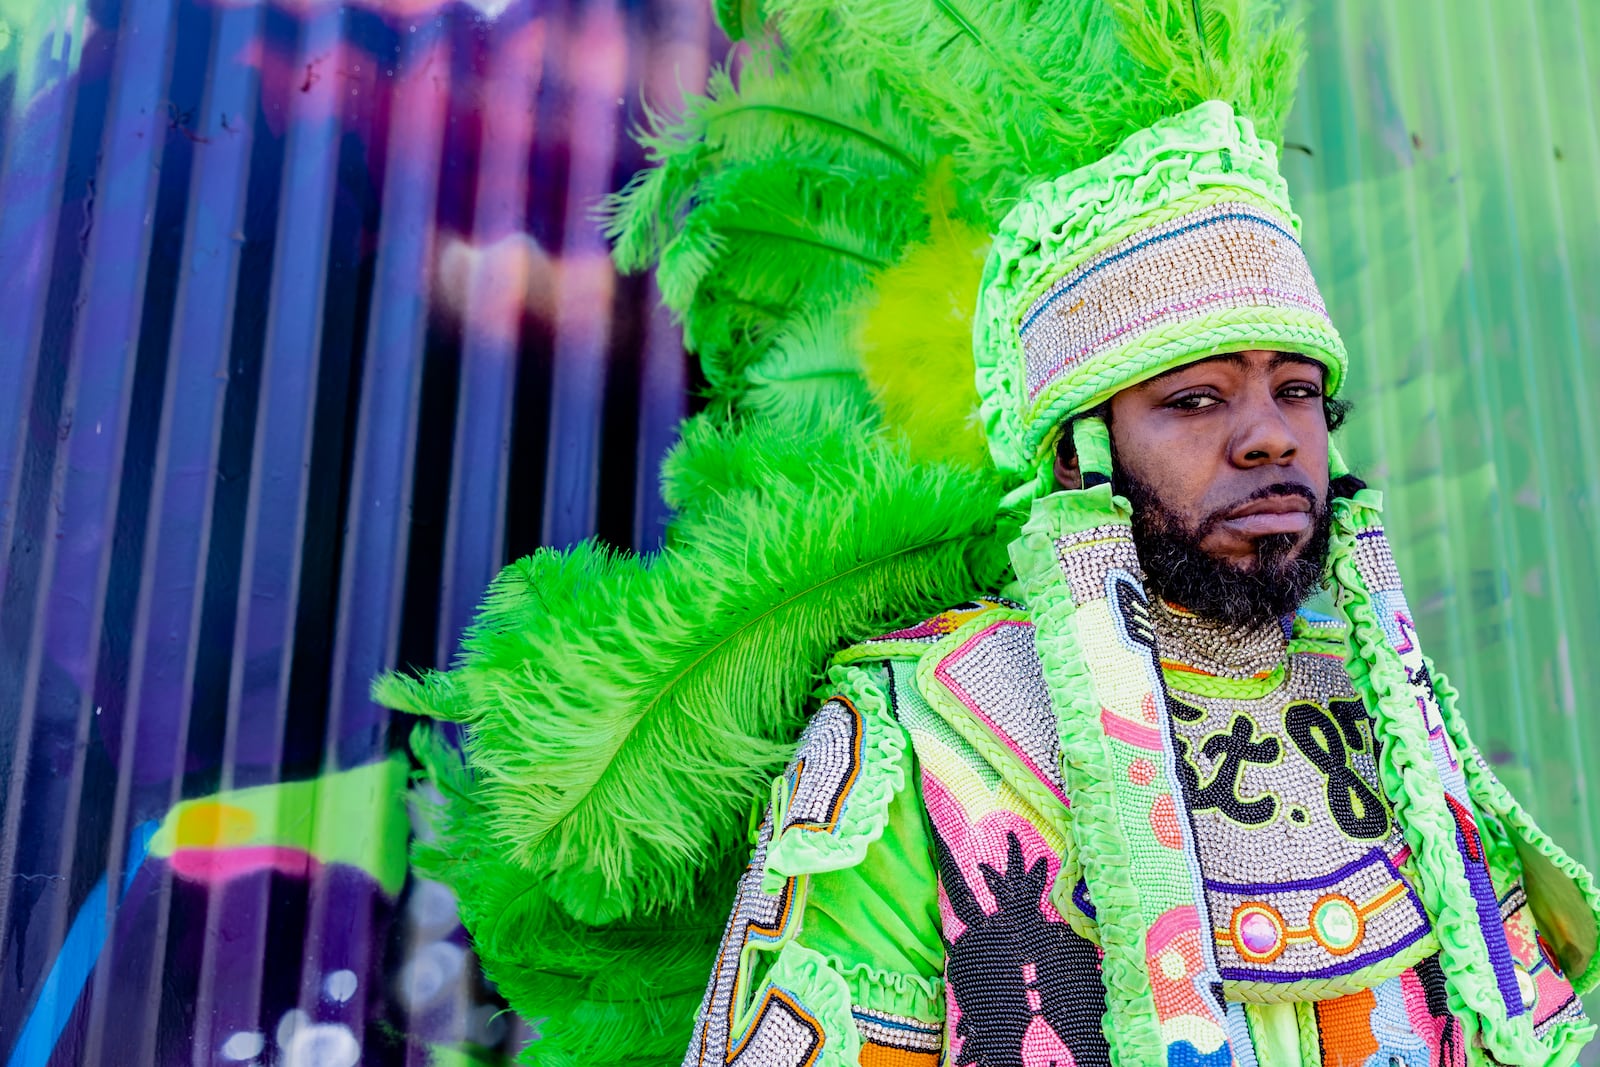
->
[[376, 1, 1321, 1061]]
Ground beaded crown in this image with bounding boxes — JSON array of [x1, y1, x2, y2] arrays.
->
[[975, 100, 1348, 479]]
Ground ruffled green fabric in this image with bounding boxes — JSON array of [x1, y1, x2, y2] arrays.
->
[[973, 100, 1348, 477], [1428, 657, 1600, 997], [1009, 485, 1167, 1067], [748, 942, 862, 1066], [829, 958, 946, 1021], [1329, 490, 1546, 1066], [764, 664, 911, 886]]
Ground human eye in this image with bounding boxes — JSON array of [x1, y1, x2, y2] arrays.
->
[[1278, 382, 1323, 400], [1165, 391, 1222, 411]]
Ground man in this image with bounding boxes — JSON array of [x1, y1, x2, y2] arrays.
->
[[378, 2, 1600, 1065]]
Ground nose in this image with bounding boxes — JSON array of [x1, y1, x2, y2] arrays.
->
[[1230, 386, 1300, 468]]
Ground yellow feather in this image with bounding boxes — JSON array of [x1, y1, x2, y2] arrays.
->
[[857, 200, 992, 468]]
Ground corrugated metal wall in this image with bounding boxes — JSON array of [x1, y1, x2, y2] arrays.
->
[[0, 0, 1595, 1063]]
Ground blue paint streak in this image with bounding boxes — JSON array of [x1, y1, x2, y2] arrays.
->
[[5, 822, 156, 1067]]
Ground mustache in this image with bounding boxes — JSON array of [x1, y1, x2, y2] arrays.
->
[[1197, 483, 1321, 538]]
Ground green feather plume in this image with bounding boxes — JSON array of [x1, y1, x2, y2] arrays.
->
[[377, 414, 1011, 923], [410, 726, 730, 1065]]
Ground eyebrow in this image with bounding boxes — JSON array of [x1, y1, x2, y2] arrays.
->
[[1142, 351, 1324, 386]]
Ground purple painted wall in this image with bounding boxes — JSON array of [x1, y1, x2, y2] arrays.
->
[[0, 0, 717, 1061]]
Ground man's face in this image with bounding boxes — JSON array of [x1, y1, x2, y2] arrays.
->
[[1101, 349, 1334, 627]]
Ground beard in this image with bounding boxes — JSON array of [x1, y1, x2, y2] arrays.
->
[[1113, 466, 1333, 630]]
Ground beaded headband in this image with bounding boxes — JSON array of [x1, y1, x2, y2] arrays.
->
[[974, 101, 1349, 481]]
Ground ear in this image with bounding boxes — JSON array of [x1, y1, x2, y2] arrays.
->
[[1054, 441, 1083, 490]]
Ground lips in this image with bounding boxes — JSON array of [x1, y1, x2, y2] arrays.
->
[[1218, 494, 1313, 537]]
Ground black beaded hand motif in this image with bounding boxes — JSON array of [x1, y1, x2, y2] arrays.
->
[[934, 831, 1111, 1067]]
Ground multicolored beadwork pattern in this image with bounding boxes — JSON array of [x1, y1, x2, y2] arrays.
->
[[1046, 521, 1243, 1067], [1151, 606, 1432, 988], [1349, 525, 1528, 1021], [777, 697, 865, 836], [683, 809, 816, 1067], [1018, 202, 1329, 402], [1499, 881, 1588, 1040], [890, 656, 1112, 1067], [931, 617, 1068, 806], [1311, 956, 1466, 1067], [853, 1008, 941, 1066]]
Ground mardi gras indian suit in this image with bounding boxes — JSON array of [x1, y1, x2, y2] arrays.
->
[[375, 2, 1600, 1066]]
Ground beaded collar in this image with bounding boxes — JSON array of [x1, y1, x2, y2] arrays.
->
[[1146, 595, 1288, 681]]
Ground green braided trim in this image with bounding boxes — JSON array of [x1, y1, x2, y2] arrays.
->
[[1329, 492, 1544, 1066], [735, 942, 861, 1066], [1010, 486, 1165, 1067], [831, 639, 932, 664], [1225, 931, 1440, 1004], [1295, 1001, 1322, 1067], [1428, 657, 1600, 997], [1162, 664, 1286, 700], [764, 664, 910, 884], [912, 609, 1077, 855], [1022, 310, 1345, 471], [827, 957, 945, 1022]]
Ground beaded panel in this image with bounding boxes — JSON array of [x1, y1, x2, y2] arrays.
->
[[1350, 525, 1528, 1019], [933, 828, 1112, 1067], [1312, 956, 1467, 1067], [853, 1008, 941, 1067], [1151, 598, 1289, 681], [778, 697, 865, 837], [893, 659, 1108, 1067], [1154, 611, 1431, 987], [931, 618, 1067, 805], [1499, 882, 1588, 1039], [683, 812, 813, 1067], [1053, 525, 1142, 606], [1018, 202, 1330, 401]]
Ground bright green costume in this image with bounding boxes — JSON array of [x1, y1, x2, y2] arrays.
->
[[374, 2, 1600, 1065]]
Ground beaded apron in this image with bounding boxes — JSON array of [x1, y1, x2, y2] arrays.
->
[[1146, 598, 1435, 992]]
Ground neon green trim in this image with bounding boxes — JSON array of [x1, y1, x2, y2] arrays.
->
[[764, 664, 910, 885], [1008, 486, 1166, 1067], [831, 639, 932, 664], [1245, 1001, 1304, 1067], [733, 942, 861, 1066], [1161, 665, 1286, 700], [827, 957, 945, 1022], [1329, 492, 1546, 1066], [1428, 657, 1600, 996], [1224, 931, 1439, 1004], [1295, 1001, 1321, 1067]]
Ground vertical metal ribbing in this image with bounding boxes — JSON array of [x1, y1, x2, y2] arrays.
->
[[0, 3, 84, 573], [184, 0, 349, 1057], [78, 0, 267, 1058], [306, 4, 452, 1042], [0, 0, 179, 1055], [437, 3, 543, 666], [540, 0, 624, 550]]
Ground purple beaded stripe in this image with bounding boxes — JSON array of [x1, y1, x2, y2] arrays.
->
[[1019, 202, 1331, 400]]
